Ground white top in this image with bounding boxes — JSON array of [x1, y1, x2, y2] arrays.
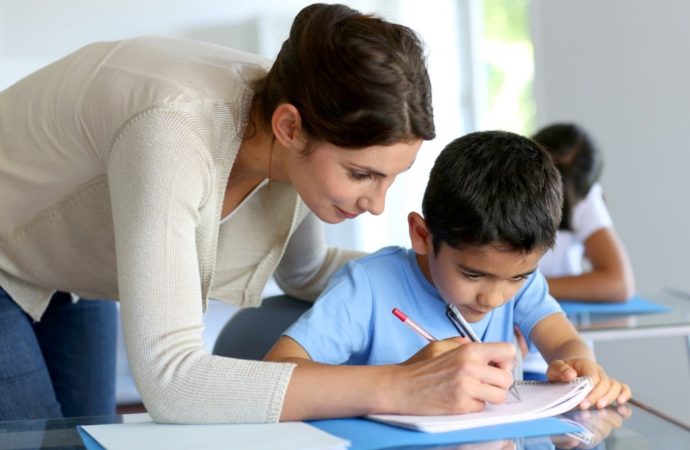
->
[[539, 183, 613, 277], [0, 36, 361, 423]]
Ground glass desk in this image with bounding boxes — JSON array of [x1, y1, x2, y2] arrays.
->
[[564, 290, 690, 430], [569, 291, 690, 341], [1, 404, 688, 450]]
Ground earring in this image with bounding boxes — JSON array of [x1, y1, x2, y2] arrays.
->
[[267, 143, 274, 193]]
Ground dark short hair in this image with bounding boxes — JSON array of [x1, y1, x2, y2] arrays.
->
[[422, 131, 563, 254], [532, 123, 603, 231], [254, 3, 435, 148]]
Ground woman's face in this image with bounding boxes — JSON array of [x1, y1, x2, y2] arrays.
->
[[286, 139, 422, 224]]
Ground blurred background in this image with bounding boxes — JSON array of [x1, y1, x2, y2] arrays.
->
[[2, 0, 688, 406]]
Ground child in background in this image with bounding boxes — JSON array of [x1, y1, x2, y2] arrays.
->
[[533, 123, 635, 301], [265, 131, 631, 410], [520, 123, 636, 379]]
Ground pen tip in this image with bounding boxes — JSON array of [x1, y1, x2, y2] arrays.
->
[[510, 385, 521, 401]]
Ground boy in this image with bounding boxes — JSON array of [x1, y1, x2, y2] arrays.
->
[[266, 131, 630, 410]]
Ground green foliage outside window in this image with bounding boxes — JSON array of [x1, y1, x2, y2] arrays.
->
[[482, 0, 535, 135]]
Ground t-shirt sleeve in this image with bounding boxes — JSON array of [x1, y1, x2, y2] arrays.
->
[[513, 271, 564, 351], [283, 260, 373, 364], [572, 183, 614, 241]]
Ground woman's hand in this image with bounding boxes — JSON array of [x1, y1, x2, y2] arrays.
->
[[513, 325, 529, 357], [402, 337, 469, 365], [389, 342, 516, 415], [280, 341, 516, 421], [547, 358, 631, 409]]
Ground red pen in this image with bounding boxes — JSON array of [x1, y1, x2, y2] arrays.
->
[[392, 308, 437, 343]]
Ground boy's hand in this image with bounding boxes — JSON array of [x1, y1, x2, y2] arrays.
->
[[402, 337, 469, 365], [547, 358, 631, 409]]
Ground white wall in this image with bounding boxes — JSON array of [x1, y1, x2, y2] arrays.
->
[[530, 0, 690, 295]]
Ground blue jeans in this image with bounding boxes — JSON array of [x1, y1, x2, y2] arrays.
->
[[0, 287, 117, 420]]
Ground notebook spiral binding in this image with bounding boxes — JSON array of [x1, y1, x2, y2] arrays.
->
[[515, 376, 593, 386]]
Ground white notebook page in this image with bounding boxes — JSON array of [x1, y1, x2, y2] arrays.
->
[[368, 376, 593, 433]]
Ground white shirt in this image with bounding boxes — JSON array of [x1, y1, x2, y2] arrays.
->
[[539, 183, 613, 277]]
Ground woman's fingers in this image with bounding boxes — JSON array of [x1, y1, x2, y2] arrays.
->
[[447, 336, 471, 345], [395, 342, 516, 415], [402, 339, 463, 365], [475, 341, 517, 373], [447, 343, 516, 404], [514, 325, 529, 357]]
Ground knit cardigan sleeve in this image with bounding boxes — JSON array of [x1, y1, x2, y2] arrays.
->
[[108, 107, 295, 424], [274, 212, 366, 301]]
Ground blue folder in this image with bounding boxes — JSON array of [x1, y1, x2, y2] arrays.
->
[[79, 417, 580, 450], [77, 427, 105, 450], [310, 416, 580, 450], [559, 295, 670, 316]]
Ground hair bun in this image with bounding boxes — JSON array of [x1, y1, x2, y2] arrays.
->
[[289, 3, 359, 41], [254, 3, 435, 147]]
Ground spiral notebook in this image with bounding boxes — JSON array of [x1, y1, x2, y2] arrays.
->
[[367, 376, 593, 433]]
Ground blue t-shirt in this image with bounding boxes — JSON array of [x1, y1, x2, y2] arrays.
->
[[284, 246, 563, 365]]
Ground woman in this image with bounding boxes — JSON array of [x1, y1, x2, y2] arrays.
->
[[0, 3, 516, 423]]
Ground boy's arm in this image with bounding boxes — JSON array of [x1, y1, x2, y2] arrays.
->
[[531, 314, 631, 409], [530, 313, 594, 364], [265, 336, 318, 365]]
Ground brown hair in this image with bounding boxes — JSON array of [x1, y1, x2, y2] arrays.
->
[[532, 123, 603, 231], [254, 3, 435, 149], [423, 131, 563, 253]]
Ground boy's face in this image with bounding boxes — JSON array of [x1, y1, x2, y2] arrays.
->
[[408, 212, 544, 323], [426, 243, 543, 322]]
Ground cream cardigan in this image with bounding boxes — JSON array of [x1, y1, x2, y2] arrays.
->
[[0, 36, 360, 423]]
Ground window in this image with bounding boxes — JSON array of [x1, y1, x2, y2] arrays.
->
[[480, 0, 535, 135]]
